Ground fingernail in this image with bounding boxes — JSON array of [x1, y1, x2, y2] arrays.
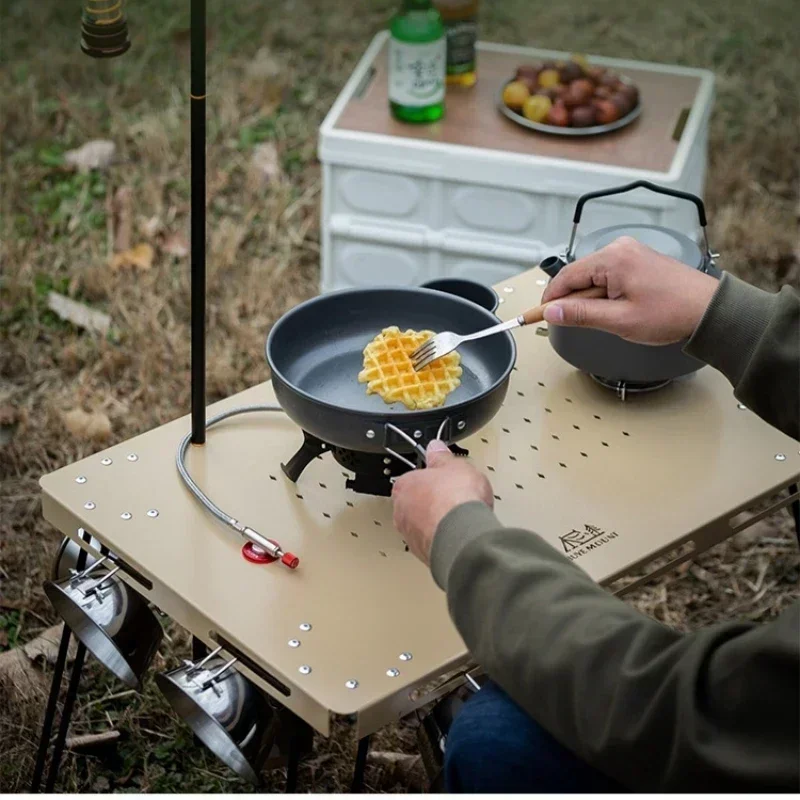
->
[[543, 304, 564, 323], [427, 439, 449, 453]]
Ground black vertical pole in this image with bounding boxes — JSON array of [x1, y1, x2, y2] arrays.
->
[[190, 0, 207, 444]]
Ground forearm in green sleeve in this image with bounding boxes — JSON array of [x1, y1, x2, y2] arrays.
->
[[685, 272, 799, 440], [432, 505, 800, 791]]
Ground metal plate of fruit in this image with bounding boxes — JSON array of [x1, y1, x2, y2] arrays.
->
[[498, 56, 642, 136]]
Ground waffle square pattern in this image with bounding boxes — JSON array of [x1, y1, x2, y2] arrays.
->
[[358, 326, 463, 410]]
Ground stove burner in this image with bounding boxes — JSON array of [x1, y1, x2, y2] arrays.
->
[[590, 374, 672, 401], [282, 431, 468, 496]]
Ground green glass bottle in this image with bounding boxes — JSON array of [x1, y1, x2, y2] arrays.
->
[[389, 0, 446, 123]]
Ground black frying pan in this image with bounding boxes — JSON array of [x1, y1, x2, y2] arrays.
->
[[266, 287, 516, 454]]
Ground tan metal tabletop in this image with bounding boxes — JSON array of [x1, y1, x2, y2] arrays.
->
[[40, 267, 800, 738]]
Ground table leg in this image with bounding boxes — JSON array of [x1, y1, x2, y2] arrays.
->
[[350, 735, 371, 793], [29, 623, 72, 792], [789, 482, 799, 547], [43, 641, 87, 792]]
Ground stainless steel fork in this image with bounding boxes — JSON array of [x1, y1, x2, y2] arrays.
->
[[411, 286, 606, 371]]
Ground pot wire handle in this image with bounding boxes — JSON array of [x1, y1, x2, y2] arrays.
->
[[566, 181, 714, 264]]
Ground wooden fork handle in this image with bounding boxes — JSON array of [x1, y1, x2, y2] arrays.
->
[[520, 285, 608, 326]]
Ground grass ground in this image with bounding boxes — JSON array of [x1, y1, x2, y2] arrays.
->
[[1, 0, 798, 792]]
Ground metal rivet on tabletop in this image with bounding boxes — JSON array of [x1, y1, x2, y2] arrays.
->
[[147, 509, 159, 518], [299, 665, 312, 675], [775, 453, 786, 462], [101, 458, 112, 466], [84, 501, 96, 510], [127, 453, 138, 462], [399, 652, 413, 662], [366, 430, 375, 440], [299, 623, 312, 632], [737, 403, 747, 410], [120, 512, 132, 520], [498, 297, 505, 304], [345, 679, 359, 690], [288, 639, 301, 648], [75, 476, 87, 484], [386, 668, 400, 678], [536, 278, 547, 286], [503, 286, 514, 293]]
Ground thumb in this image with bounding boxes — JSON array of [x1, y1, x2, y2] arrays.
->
[[426, 439, 453, 467], [543, 298, 626, 334]]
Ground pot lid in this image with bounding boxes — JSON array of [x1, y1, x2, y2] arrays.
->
[[574, 224, 704, 269]]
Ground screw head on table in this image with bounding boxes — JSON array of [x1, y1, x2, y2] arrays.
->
[[288, 639, 301, 648], [127, 453, 138, 462], [120, 512, 132, 520], [399, 652, 412, 661], [299, 665, 312, 675], [299, 623, 312, 632], [386, 668, 400, 677], [147, 509, 159, 518], [84, 501, 96, 510], [75, 476, 87, 484], [101, 458, 113, 466], [345, 679, 359, 689], [775, 453, 786, 461]]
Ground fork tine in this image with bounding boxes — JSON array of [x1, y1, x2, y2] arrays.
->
[[410, 339, 438, 360], [412, 345, 447, 371]]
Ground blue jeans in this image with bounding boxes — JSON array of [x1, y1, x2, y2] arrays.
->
[[444, 682, 624, 793]]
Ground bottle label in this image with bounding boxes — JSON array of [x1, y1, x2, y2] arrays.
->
[[443, 19, 477, 73], [389, 37, 446, 107]]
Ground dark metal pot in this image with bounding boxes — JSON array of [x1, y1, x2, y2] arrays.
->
[[540, 181, 721, 384], [419, 278, 500, 314]]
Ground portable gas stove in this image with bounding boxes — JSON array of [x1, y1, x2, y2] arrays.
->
[[589, 374, 675, 401], [281, 431, 469, 496]]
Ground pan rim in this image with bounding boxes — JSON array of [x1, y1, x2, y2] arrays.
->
[[265, 286, 517, 421]]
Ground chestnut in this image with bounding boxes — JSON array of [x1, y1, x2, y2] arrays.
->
[[545, 103, 570, 127], [593, 85, 613, 99], [610, 91, 633, 117], [516, 64, 540, 83], [559, 60, 584, 84], [535, 87, 559, 101], [617, 83, 639, 107], [570, 105, 597, 127], [587, 66, 606, 83], [593, 99, 621, 125]]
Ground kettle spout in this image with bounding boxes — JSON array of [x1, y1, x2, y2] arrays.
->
[[539, 254, 567, 279]]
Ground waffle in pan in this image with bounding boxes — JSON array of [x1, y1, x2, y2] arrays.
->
[[358, 326, 462, 410]]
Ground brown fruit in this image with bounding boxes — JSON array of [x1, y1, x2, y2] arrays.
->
[[617, 83, 640, 107], [570, 105, 597, 127], [594, 99, 621, 125], [564, 79, 594, 106], [545, 103, 570, 127], [502, 81, 531, 111], [600, 72, 620, 88], [593, 85, 613, 99], [559, 60, 584, 84], [522, 94, 553, 123], [538, 68, 561, 88], [517, 75, 539, 93], [515, 64, 540, 86], [540, 60, 558, 71], [535, 87, 559, 101], [587, 66, 606, 83], [611, 92, 633, 117]]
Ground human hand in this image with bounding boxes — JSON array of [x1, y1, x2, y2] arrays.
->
[[541, 236, 719, 345], [392, 441, 494, 566]]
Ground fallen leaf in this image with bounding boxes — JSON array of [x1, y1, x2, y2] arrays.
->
[[111, 187, 133, 252], [139, 215, 163, 239], [161, 232, 189, 259], [62, 408, 112, 442], [0, 648, 46, 695], [64, 139, 116, 172], [22, 623, 78, 666], [110, 243, 154, 271], [249, 142, 282, 187], [48, 292, 111, 335]]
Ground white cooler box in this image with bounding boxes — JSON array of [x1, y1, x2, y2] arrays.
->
[[318, 32, 714, 292]]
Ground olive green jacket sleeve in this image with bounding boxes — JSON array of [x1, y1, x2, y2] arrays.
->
[[430, 273, 800, 791]]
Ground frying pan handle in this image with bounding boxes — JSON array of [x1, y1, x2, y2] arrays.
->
[[382, 418, 458, 468]]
